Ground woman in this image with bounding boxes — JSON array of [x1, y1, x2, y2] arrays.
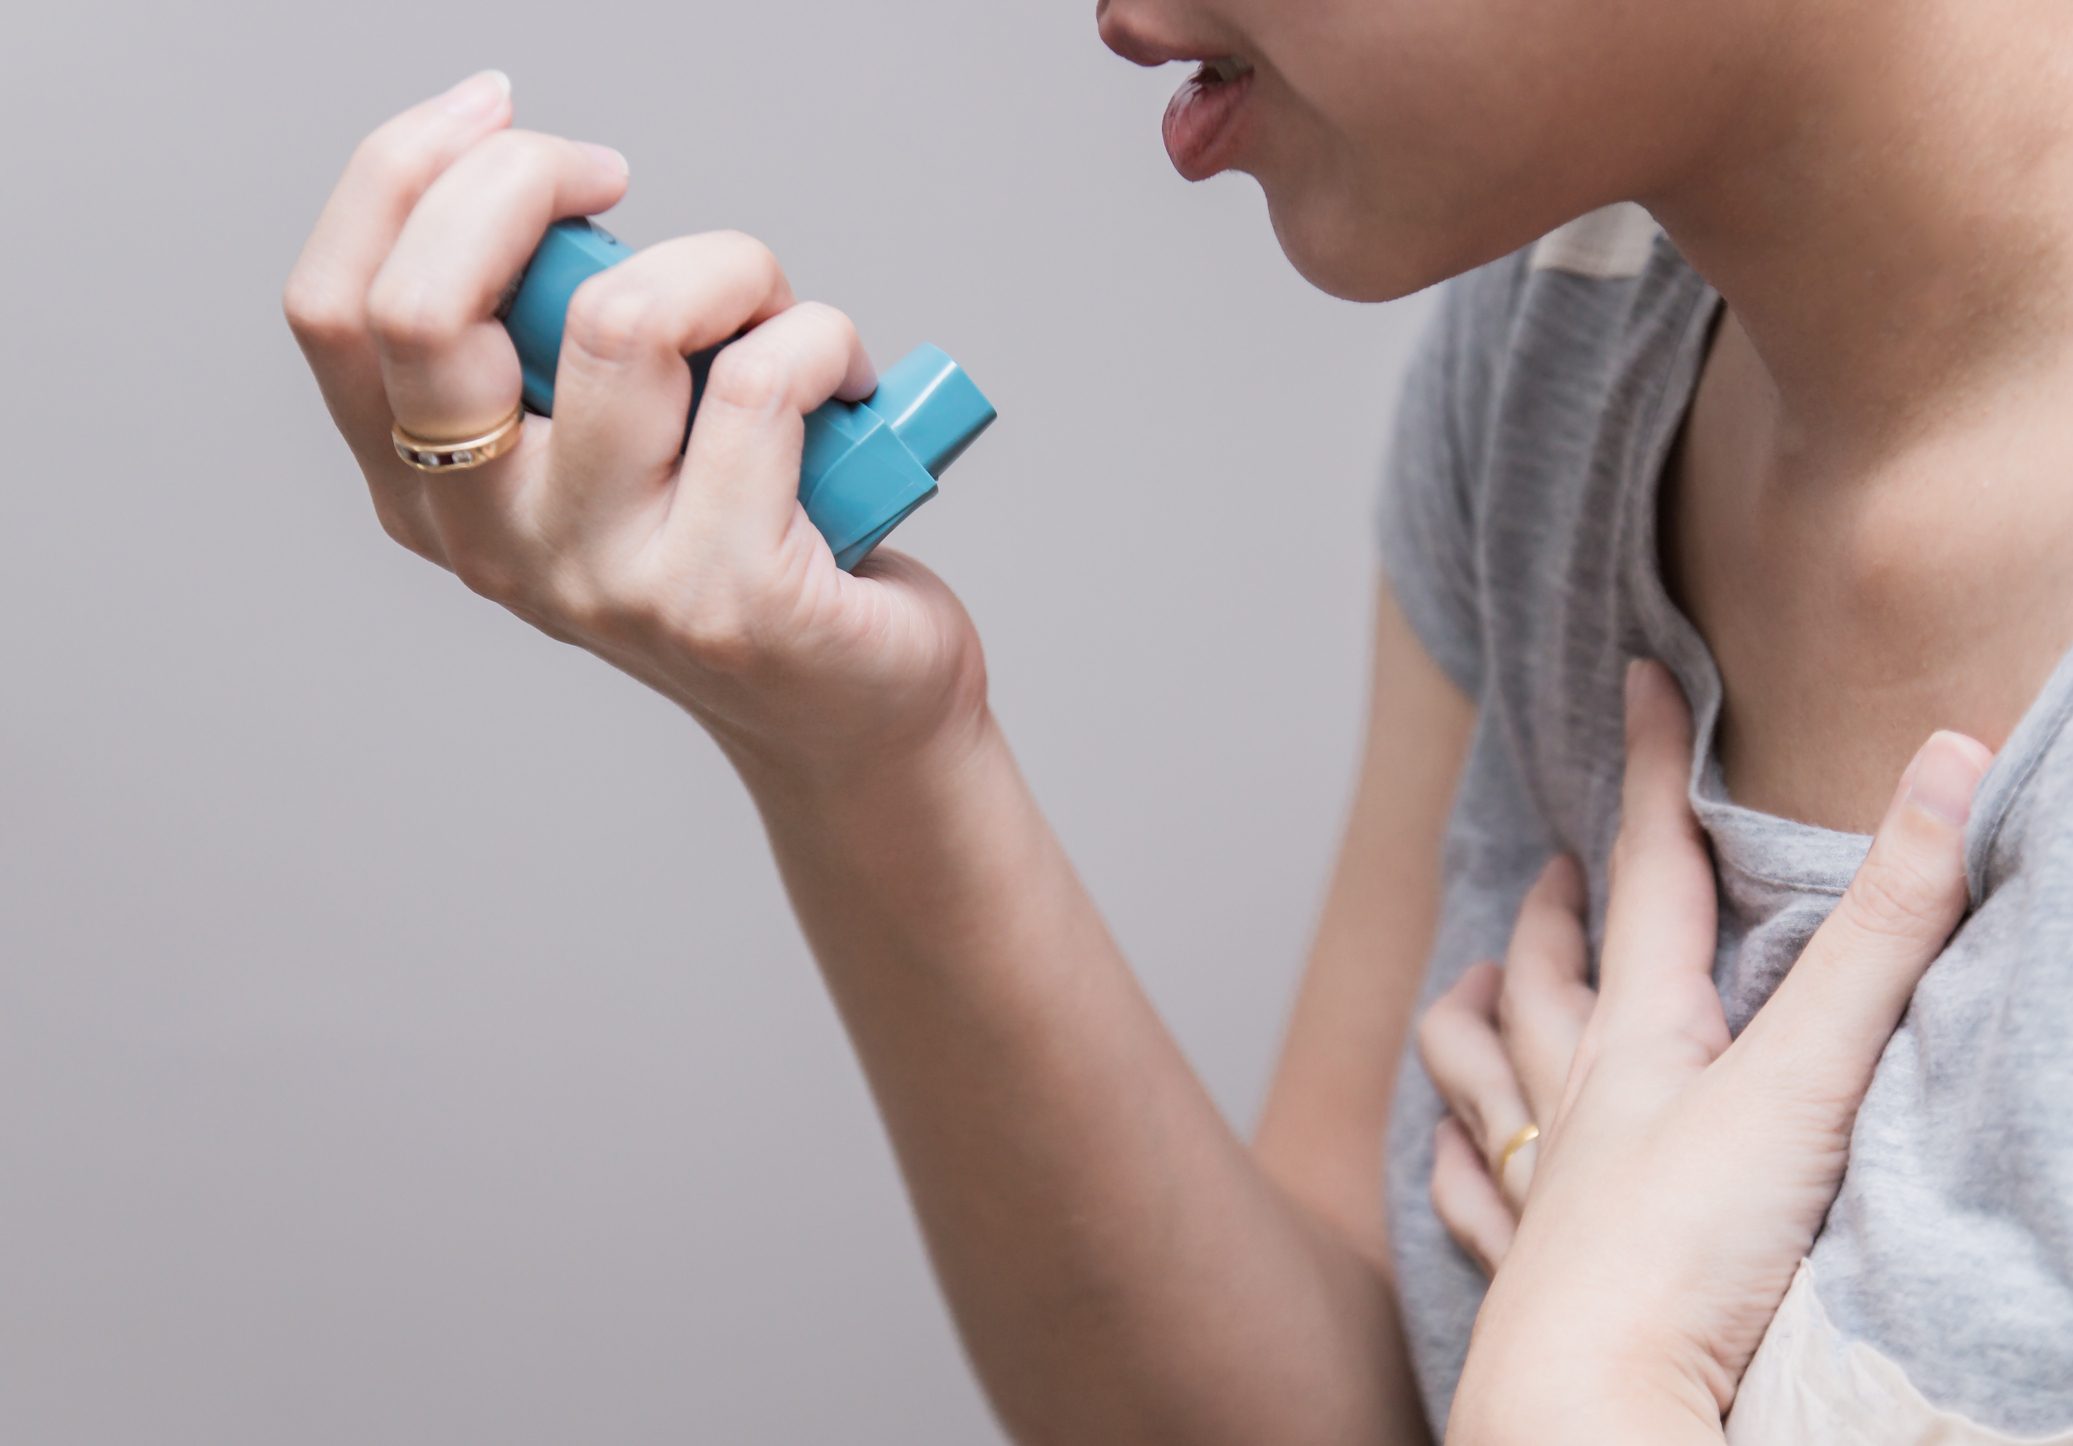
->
[[281, 0, 2063, 1430]]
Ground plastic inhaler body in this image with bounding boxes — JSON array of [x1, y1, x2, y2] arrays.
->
[[498, 218, 996, 571]]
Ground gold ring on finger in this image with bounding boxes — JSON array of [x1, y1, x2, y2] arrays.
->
[[392, 402, 526, 474], [1494, 1121, 1541, 1183]]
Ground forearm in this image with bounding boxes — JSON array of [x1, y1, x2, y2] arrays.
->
[[728, 708, 1428, 1445]]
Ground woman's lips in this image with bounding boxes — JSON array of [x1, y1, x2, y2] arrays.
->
[[1162, 65, 1255, 182]]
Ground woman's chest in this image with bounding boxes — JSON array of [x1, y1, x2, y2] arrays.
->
[[1416, 720, 2073, 1437], [1460, 650, 2073, 1433], [1660, 316, 2073, 838]]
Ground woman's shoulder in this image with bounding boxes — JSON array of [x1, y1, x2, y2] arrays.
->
[[1375, 202, 1712, 701], [1435, 201, 1711, 467]]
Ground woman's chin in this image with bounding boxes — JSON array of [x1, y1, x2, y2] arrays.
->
[[1263, 189, 1456, 303], [1263, 174, 1570, 304]]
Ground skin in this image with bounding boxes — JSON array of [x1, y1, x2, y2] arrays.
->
[[1271, 649, 1991, 1445], [1096, 0, 1768, 303], [1422, 670, 1995, 1438], [1100, 0, 2073, 829], [281, 0, 2057, 1430], [1110, 0, 2073, 1378]]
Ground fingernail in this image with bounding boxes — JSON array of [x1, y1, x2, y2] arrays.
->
[[441, 68, 511, 117], [1624, 656, 1650, 717], [1903, 731, 1992, 828], [579, 141, 629, 176]]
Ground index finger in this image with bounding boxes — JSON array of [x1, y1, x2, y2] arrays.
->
[[1498, 855, 1594, 1126], [1595, 659, 1728, 1060], [283, 70, 514, 466]]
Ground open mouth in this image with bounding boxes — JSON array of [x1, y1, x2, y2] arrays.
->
[[1163, 56, 1258, 181], [1195, 56, 1254, 87]]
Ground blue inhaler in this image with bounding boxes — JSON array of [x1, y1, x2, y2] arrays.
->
[[497, 217, 996, 571]]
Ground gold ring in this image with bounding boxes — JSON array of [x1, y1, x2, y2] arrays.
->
[[392, 403, 526, 474], [1494, 1122, 1541, 1182]]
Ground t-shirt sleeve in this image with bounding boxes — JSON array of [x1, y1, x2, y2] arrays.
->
[[1372, 265, 1509, 700]]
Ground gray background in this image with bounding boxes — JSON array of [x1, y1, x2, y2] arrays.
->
[[0, 2, 1432, 1440]]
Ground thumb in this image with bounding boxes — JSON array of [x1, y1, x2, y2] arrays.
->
[[1723, 729, 1992, 1102]]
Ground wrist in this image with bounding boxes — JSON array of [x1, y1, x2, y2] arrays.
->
[[720, 698, 1005, 821], [1450, 1358, 1720, 1446], [1452, 1391, 1719, 1446], [1450, 1278, 1723, 1446], [722, 699, 1057, 1000]]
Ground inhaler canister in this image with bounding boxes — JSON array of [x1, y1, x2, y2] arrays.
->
[[497, 217, 996, 571]]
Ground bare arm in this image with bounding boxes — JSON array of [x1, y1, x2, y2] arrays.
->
[[730, 576, 1473, 1445], [287, 85, 1984, 1445], [1254, 575, 1476, 1409], [282, 75, 1468, 1440]]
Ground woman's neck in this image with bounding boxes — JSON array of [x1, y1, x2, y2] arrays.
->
[[1646, 1, 2073, 476], [1637, 5, 2073, 827]]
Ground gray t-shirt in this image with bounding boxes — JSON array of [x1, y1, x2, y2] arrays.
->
[[1377, 203, 2073, 1435]]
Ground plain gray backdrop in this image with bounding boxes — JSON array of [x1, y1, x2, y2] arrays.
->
[[1, 2, 1435, 1440]]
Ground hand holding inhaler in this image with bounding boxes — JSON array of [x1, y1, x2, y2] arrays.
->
[[500, 218, 994, 573], [284, 70, 999, 784]]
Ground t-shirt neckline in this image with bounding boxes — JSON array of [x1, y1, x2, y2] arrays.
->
[[1616, 239, 2073, 908]]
